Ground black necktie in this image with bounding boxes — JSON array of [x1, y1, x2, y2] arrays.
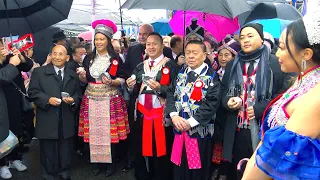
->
[[247, 61, 255, 77], [187, 71, 197, 82], [58, 70, 63, 82]]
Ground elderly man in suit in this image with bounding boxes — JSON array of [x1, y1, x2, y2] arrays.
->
[[28, 45, 82, 180]]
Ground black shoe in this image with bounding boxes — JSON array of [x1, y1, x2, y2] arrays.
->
[[92, 165, 101, 176], [212, 168, 220, 180], [122, 164, 134, 172], [59, 175, 71, 180], [105, 163, 116, 177], [105, 169, 115, 177]]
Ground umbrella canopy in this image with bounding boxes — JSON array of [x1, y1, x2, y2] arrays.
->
[[151, 18, 172, 36], [235, 18, 292, 38], [33, 26, 62, 65], [251, 18, 292, 38], [0, 0, 73, 37], [78, 31, 93, 41], [239, 2, 302, 25], [122, 0, 251, 18], [169, 11, 239, 42]]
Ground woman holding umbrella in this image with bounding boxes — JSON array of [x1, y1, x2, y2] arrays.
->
[[243, 1, 320, 179]]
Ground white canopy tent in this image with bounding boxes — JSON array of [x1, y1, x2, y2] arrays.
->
[[56, 0, 167, 36]]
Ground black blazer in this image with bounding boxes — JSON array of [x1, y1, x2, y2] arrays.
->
[[1, 55, 33, 135], [0, 64, 20, 142], [28, 64, 82, 139], [66, 60, 81, 72]]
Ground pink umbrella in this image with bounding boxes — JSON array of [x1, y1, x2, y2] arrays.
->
[[169, 10, 240, 42], [78, 31, 93, 41]]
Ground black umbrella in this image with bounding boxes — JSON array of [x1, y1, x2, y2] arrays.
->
[[0, 0, 73, 37], [122, 0, 251, 18], [239, 2, 302, 25], [33, 26, 62, 65]]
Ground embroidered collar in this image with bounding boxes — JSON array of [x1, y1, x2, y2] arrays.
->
[[186, 63, 207, 75], [96, 51, 110, 58], [148, 54, 164, 66]]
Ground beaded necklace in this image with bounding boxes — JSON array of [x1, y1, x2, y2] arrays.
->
[[266, 66, 320, 128]]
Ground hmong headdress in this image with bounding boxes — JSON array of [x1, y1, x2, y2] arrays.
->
[[217, 35, 240, 56], [92, 19, 117, 39], [303, 0, 320, 45]]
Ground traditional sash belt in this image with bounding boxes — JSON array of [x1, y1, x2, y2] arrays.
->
[[137, 103, 166, 157], [171, 131, 202, 169]]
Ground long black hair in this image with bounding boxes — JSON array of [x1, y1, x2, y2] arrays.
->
[[285, 19, 320, 72], [90, 33, 118, 67]]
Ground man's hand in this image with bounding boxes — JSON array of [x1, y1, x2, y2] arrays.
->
[[247, 106, 255, 120], [62, 97, 75, 105], [9, 55, 21, 66], [147, 79, 161, 91], [172, 115, 190, 132], [76, 67, 86, 82], [48, 97, 61, 106], [43, 54, 52, 66], [227, 97, 242, 110], [11, 47, 26, 62], [126, 77, 136, 89]]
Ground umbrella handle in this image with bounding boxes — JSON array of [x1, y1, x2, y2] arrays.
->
[[183, 10, 186, 53], [237, 158, 250, 171]]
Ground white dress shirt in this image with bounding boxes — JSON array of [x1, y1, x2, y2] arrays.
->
[[245, 59, 260, 74], [53, 66, 65, 80], [172, 52, 177, 60], [138, 54, 165, 108]]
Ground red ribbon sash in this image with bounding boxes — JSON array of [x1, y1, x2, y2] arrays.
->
[[190, 80, 204, 101], [160, 67, 170, 85], [109, 59, 119, 76], [137, 103, 166, 157]]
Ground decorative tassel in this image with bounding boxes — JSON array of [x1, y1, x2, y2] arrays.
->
[[109, 59, 119, 76], [190, 80, 204, 101], [160, 67, 170, 85]]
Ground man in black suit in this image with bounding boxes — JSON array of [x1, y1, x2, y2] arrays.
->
[[66, 45, 86, 156], [170, 35, 184, 65], [28, 45, 82, 180], [68, 45, 86, 72]]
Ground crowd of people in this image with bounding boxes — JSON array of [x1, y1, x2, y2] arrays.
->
[[1, 1, 320, 180]]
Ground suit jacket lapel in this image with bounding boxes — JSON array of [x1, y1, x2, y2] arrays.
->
[[63, 69, 75, 90], [45, 64, 61, 85]]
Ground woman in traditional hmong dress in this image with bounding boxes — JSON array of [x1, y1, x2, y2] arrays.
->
[[77, 19, 130, 177], [211, 36, 240, 180], [243, 2, 320, 179]]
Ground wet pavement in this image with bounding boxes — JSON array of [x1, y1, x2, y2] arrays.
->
[[7, 140, 135, 180]]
